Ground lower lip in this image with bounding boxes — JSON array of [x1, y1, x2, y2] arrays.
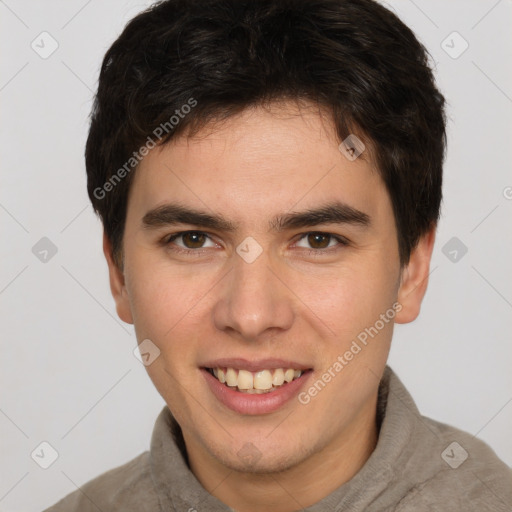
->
[[201, 369, 312, 415]]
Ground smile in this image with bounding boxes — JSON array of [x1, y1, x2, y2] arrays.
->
[[201, 360, 313, 415], [205, 367, 305, 394]]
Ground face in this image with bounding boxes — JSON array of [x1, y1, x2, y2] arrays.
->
[[106, 101, 434, 476]]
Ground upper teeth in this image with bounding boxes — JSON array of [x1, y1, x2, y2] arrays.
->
[[211, 367, 303, 393]]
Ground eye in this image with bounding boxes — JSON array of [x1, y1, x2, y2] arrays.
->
[[161, 230, 348, 257], [295, 232, 348, 251], [165, 231, 217, 251]]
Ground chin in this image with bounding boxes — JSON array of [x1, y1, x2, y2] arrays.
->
[[206, 434, 316, 475], [223, 451, 305, 475]]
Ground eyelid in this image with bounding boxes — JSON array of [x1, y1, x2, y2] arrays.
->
[[162, 230, 349, 255], [164, 230, 219, 248], [294, 232, 349, 249]]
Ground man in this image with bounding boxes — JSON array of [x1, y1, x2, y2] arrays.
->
[[45, 0, 512, 510]]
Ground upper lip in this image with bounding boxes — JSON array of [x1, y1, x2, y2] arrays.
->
[[200, 358, 312, 372]]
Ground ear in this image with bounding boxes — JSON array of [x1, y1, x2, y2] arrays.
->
[[103, 231, 134, 325], [395, 226, 436, 324]]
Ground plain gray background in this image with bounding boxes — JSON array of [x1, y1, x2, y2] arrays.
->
[[1, 0, 511, 510]]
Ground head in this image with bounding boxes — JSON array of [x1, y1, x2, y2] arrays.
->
[[87, 0, 445, 475]]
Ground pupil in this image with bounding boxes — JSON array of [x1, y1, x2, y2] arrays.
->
[[184, 232, 205, 248], [308, 233, 329, 249]]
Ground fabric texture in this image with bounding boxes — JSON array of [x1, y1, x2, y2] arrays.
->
[[44, 366, 512, 511]]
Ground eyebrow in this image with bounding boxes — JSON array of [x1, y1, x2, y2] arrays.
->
[[142, 201, 371, 232]]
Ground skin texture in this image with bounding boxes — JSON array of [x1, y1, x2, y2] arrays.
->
[[104, 101, 435, 512]]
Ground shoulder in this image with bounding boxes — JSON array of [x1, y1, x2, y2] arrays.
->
[[43, 451, 161, 512], [396, 415, 512, 511]]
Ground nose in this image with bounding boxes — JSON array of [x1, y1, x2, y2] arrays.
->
[[212, 249, 294, 342]]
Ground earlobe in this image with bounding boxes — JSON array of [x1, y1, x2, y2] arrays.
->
[[395, 227, 436, 324], [103, 231, 134, 325]]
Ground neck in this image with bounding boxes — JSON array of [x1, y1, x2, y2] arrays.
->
[[185, 394, 379, 512]]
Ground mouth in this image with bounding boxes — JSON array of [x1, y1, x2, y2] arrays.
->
[[204, 366, 308, 394], [200, 360, 313, 415]]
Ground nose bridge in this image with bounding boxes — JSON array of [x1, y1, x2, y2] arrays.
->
[[213, 248, 293, 339]]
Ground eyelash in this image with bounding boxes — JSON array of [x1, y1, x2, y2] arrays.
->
[[161, 231, 349, 257]]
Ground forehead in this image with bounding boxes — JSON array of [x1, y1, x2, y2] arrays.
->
[[127, 102, 389, 226], [158, 102, 372, 173]]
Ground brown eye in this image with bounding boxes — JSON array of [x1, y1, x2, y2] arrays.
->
[[163, 231, 218, 254], [307, 232, 332, 249], [181, 232, 207, 248], [294, 232, 348, 253]]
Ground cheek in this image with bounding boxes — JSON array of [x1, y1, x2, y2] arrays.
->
[[291, 258, 399, 342], [124, 254, 212, 358], [127, 242, 207, 319], [125, 259, 211, 419], [296, 260, 399, 419]]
